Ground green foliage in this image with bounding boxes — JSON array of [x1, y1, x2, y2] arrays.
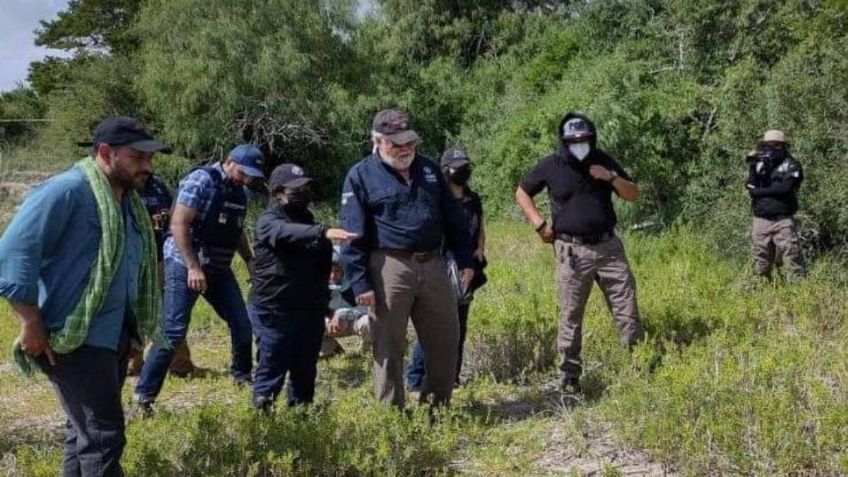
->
[[2, 223, 848, 475], [0, 88, 46, 144], [33, 55, 142, 163], [133, 0, 361, 185], [34, 0, 142, 55], [468, 223, 848, 474]]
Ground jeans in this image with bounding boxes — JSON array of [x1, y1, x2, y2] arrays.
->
[[135, 258, 253, 400], [406, 303, 470, 391], [39, 332, 131, 477], [251, 305, 325, 406]]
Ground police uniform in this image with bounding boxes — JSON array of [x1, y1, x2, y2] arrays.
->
[[745, 130, 806, 280], [519, 113, 644, 387], [340, 109, 474, 407], [135, 145, 264, 406], [250, 164, 333, 408]]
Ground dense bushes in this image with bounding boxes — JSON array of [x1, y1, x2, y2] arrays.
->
[[5, 0, 847, 259]]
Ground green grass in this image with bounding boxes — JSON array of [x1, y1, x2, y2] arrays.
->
[[0, 221, 846, 475]]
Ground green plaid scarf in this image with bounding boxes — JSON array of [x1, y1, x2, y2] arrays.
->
[[13, 157, 164, 375]]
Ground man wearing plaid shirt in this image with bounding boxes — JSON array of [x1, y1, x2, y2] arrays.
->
[[134, 145, 264, 412]]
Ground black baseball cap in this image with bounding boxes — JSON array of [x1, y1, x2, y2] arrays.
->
[[269, 163, 312, 191], [78, 116, 171, 153], [440, 146, 470, 168], [372, 108, 420, 145]]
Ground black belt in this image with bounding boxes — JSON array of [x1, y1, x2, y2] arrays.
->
[[381, 249, 438, 262], [757, 214, 793, 221], [556, 231, 615, 245]]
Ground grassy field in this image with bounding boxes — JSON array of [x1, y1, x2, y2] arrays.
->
[[0, 215, 846, 475]]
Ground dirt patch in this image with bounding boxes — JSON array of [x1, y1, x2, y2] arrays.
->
[[0, 171, 50, 224], [536, 418, 673, 476]]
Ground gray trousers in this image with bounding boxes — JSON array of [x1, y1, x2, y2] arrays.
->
[[39, 341, 130, 477], [554, 236, 644, 380], [369, 251, 459, 408], [752, 217, 806, 280]]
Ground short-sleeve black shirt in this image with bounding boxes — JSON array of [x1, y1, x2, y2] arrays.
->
[[519, 149, 632, 236]]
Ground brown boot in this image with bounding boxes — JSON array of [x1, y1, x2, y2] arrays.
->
[[126, 346, 144, 376], [169, 340, 197, 377], [319, 337, 344, 359]]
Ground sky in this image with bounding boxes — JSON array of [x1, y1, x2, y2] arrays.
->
[[0, 0, 376, 94], [0, 0, 73, 92]]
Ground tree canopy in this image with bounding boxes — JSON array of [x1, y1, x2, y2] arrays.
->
[[3, 0, 848, 255]]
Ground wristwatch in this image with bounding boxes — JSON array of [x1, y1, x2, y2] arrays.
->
[[534, 219, 548, 232], [609, 170, 619, 182], [534, 220, 548, 232]]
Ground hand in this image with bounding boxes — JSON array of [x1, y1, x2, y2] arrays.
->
[[19, 318, 57, 366], [589, 165, 613, 181], [473, 248, 486, 261], [327, 313, 343, 334], [537, 225, 555, 244], [325, 228, 359, 243], [460, 268, 474, 291], [187, 265, 208, 294], [356, 291, 376, 309]]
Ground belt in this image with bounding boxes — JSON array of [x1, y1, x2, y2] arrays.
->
[[757, 214, 793, 221], [381, 249, 438, 262], [557, 231, 615, 245]]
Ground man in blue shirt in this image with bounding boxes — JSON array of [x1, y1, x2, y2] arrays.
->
[[0, 116, 169, 477], [134, 145, 264, 411], [340, 109, 474, 408]]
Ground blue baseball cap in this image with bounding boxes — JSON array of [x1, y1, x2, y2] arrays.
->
[[228, 144, 265, 178]]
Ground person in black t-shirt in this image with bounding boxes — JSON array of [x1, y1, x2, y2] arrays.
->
[[515, 112, 644, 395]]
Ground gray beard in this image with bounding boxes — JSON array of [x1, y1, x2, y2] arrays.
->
[[381, 153, 414, 170]]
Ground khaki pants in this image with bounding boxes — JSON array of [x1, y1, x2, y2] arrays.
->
[[752, 217, 806, 280], [555, 236, 643, 380], [369, 251, 459, 408]]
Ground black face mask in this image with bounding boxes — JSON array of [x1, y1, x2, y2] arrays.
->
[[448, 166, 471, 187], [283, 187, 312, 209], [758, 147, 786, 165]]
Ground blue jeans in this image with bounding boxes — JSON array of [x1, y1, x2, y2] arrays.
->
[[251, 305, 325, 406], [406, 303, 470, 390], [135, 259, 253, 400]]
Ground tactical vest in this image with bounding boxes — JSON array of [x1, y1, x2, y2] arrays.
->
[[182, 166, 247, 271]]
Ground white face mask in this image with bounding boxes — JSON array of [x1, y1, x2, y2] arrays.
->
[[568, 142, 591, 161]]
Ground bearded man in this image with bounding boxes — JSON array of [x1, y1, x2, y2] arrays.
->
[[339, 108, 474, 408]]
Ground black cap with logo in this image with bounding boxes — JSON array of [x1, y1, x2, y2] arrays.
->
[[269, 163, 313, 192], [440, 146, 470, 169]]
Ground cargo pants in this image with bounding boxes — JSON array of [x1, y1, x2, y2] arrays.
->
[[555, 235, 644, 380], [752, 217, 806, 281]]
